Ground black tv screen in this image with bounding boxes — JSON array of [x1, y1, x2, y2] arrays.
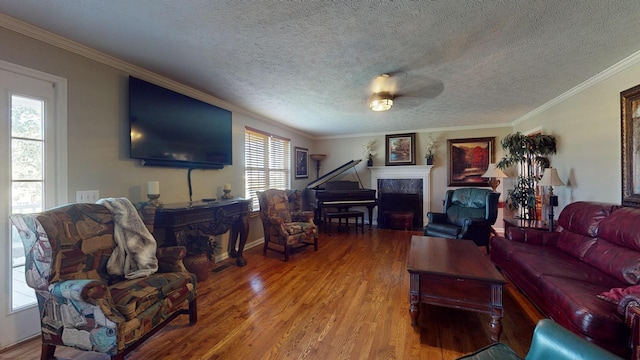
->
[[129, 76, 232, 169]]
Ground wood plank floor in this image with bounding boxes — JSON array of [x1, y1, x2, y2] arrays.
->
[[0, 229, 542, 360]]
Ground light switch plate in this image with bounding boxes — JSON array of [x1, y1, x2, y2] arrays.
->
[[76, 190, 100, 203]]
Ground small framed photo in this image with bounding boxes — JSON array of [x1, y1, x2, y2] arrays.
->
[[294, 147, 309, 179], [385, 133, 416, 166], [448, 137, 495, 186]]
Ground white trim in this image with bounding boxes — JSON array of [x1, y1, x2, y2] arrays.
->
[[513, 49, 640, 125], [0, 59, 69, 206]]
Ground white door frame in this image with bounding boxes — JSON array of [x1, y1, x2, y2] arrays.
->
[[0, 60, 67, 349]]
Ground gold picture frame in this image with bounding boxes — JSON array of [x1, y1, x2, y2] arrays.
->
[[621, 85, 640, 207]]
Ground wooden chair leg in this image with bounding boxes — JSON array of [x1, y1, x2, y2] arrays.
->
[[41, 344, 56, 360], [284, 245, 289, 262]]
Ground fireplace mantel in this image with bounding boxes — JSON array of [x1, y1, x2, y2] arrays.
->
[[368, 165, 432, 225]]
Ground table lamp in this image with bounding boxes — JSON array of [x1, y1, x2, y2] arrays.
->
[[538, 167, 564, 231], [481, 163, 508, 192]]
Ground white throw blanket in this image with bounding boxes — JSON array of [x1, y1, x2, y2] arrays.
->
[[96, 197, 158, 279]]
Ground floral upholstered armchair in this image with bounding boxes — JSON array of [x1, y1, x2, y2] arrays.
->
[[9, 201, 197, 360], [256, 189, 318, 261]]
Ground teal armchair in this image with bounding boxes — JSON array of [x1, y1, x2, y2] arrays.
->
[[457, 319, 622, 360], [424, 188, 499, 252]]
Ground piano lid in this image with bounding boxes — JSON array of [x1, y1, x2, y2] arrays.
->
[[306, 159, 362, 189]]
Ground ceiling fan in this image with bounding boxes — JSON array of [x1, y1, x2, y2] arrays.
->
[[367, 72, 444, 112]]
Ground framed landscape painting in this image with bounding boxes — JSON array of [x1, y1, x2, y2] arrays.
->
[[448, 137, 494, 186], [621, 84, 640, 207], [294, 147, 309, 179], [385, 133, 416, 166]]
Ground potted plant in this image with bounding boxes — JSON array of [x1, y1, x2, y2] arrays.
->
[[183, 232, 221, 281], [424, 133, 436, 165], [362, 140, 376, 166], [496, 132, 557, 220]]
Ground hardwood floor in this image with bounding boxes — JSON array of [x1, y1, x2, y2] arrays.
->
[[0, 229, 542, 360]]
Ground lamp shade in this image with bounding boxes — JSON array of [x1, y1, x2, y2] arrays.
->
[[369, 92, 393, 111], [309, 154, 327, 161], [538, 168, 564, 187], [481, 163, 507, 178]]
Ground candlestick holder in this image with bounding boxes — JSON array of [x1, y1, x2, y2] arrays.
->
[[147, 193, 163, 207], [222, 189, 233, 199]]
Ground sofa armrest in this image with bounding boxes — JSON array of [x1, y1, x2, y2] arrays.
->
[[156, 246, 188, 273], [619, 294, 640, 360], [505, 227, 559, 246], [427, 212, 447, 224]]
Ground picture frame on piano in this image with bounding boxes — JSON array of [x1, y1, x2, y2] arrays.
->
[[385, 133, 416, 166], [294, 147, 309, 179]]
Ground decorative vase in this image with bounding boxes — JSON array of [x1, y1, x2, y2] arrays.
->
[[367, 157, 373, 166], [426, 156, 434, 165], [183, 253, 210, 282]]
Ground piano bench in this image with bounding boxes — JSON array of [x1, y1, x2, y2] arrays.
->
[[324, 210, 364, 234]]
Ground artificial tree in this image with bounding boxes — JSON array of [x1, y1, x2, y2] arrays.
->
[[496, 132, 557, 220]]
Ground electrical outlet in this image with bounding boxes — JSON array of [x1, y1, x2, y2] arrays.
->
[[76, 190, 100, 203]]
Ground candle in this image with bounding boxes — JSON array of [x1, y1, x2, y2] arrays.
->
[[148, 181, 160, 195], [223, 183, 231, 191]]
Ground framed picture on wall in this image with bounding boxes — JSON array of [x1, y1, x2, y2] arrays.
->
[[447, 137, 495, 186], [294, 147, 309, 179], [621, 84, 640, 207], [385, 133, 416, 166]]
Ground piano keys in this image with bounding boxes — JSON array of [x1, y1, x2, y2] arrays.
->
[[304, 159, 378, 228]]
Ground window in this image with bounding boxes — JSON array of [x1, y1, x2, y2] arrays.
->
[[244, 127, 291, 210]]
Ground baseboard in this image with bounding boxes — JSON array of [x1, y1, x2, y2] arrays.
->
[[214, 238, 264, 263]]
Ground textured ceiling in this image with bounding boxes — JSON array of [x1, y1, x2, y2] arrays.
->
[[2, 1, 640, 137]]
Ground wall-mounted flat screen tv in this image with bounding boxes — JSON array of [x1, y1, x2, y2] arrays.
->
[[129, 76, 232, 169]]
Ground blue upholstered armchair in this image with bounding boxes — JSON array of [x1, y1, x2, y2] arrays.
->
[[424, 188, 499, 252]]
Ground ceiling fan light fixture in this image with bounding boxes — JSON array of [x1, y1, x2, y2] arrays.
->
[[369, 92, 393, 111]]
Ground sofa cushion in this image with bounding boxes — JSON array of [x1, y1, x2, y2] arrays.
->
[[535, 275, 628, 344], [557, 202, 619, 238], [109, 272, 193, 320], [555, 231, 597, 260], [507, 249, 622, 286], [598, 206, 640, 250], [583, 239, 640, 285]]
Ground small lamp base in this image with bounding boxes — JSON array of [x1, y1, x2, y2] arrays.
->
[[222, 189, 233, 200], [147, 194, 163, 208]]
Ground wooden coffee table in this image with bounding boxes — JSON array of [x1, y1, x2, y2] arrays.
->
[[407, 235, 506, 341]]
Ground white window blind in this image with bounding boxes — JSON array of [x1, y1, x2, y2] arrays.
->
[[245, 127, 291, 210]]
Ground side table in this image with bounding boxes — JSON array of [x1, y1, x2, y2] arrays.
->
[[503, 218, 556, 232]]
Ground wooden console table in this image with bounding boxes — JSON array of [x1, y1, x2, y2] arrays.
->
[[153, 198, 251, 266]]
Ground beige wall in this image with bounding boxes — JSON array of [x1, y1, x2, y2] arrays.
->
[[314, 127, 512, 214], [513, 60, 640, 211], [0, 26, 315, 247]]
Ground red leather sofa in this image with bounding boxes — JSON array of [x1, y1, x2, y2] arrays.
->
[[490, 201, 640, 358]]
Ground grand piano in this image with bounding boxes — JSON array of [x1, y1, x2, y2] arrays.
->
[[305, 159, 378, 228]]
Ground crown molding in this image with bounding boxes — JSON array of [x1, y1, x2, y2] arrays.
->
[[513, 49, 640, 125]]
